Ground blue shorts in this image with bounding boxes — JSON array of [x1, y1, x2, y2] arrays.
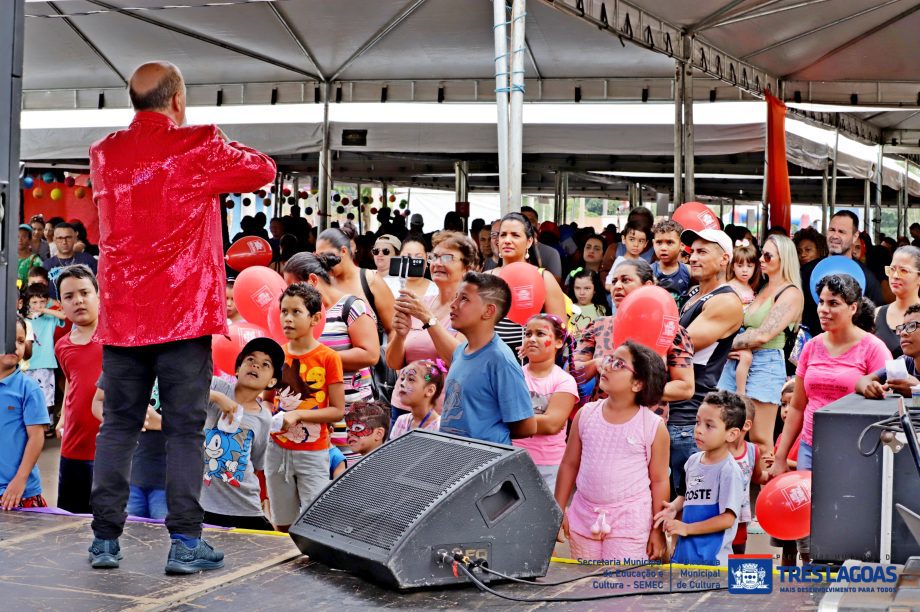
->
[[718, 348, 787, 405]]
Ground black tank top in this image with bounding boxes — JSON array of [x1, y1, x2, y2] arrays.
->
[[875, 305, 902, 358], [669, 284, 741, 426]]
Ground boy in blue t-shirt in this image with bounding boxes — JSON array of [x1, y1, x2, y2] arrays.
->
[[0, 317, 51, 510], [651, 220, 691, 305], [440, 272, 535, 445], [654, 390, 744, 567], [23, 283, 65, 419]]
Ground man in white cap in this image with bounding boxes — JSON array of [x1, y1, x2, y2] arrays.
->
[[666, 227, 744, 496]]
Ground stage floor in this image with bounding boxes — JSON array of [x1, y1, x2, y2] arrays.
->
[[0, 511, 825, 610]]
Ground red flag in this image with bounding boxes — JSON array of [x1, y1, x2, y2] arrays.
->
[[765, 91, 791, 231]]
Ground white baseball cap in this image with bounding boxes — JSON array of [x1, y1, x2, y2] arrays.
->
[[680, 228, 733, 255]]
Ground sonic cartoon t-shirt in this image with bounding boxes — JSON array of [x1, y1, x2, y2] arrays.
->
[[271, 343, 344, 452], [201, 377, 271, 517]]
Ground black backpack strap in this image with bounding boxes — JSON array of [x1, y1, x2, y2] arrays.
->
[[359, 269, 376, 312], [341, 295, 358, 324]]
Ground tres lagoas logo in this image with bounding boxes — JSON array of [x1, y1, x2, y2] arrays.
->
[[728, 554, 773, 594]]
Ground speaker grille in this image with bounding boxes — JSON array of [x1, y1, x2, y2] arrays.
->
[[299, 434, 502, 550]]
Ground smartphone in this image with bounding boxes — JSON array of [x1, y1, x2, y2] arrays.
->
[[389, 256, 426, 279]]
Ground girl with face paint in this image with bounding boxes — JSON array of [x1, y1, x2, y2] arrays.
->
[[512, 314, 579, 491], [389, 360, 445, 439]]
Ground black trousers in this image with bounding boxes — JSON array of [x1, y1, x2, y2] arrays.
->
[[58, 457, 94, 514], [91, 337, 212, 540]]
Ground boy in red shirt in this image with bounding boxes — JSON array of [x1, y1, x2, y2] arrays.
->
[[54, 265, 103, 514]]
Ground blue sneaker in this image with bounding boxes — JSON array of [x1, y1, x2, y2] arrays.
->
[[88, 538, 123, 569], [165, 538, 225, 574]]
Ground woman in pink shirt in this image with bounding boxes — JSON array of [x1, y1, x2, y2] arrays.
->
[[770, 274, 890, 560]]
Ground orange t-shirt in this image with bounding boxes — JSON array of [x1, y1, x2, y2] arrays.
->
[[271, 343, 344, 451]]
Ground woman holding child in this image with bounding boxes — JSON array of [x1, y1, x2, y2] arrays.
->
[[718, 234, 803, 463]]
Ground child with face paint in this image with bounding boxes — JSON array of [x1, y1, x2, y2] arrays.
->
[[345, 401, 390, 457], [512, 314, 579, 490], [389, 360, 445, 439]]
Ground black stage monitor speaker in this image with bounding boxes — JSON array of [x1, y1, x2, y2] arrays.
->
[[811, 394, 920, 564], [289, 431, 563, 589]]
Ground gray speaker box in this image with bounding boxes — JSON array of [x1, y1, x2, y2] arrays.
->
[[289, 430, 562, 589], [811, 394, 920, 564]]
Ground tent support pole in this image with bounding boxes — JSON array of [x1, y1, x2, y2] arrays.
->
[[682, 61, 695, 203], [317, 82, 331, 231], [493, 0, 511, 216], [821, 164, 829, 234], [554, 171, 563, 225], [508, 0, 526, 212], [875, 145, 884, 244], [863, 178, 871, 240], [1, 0, 23, 354], [830, 126, 839, 222], [673, 61, 684, 208], [454, 160, 469, 231]]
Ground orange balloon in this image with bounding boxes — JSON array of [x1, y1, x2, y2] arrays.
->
[[32, 188, 44, 199], [74, 187, 86, 198]]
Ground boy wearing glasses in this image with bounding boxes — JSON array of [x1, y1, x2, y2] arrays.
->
[[857, 303, 920, 397]]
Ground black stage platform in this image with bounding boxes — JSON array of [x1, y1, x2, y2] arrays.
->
[[0, 511, 825, 610]]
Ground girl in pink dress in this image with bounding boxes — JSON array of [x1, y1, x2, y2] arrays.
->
[[555, 341, 670, 563]]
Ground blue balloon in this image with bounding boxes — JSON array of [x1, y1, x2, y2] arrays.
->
[[22, 176, 33, 188], [42, 172, 55, 184], [810, 256, 866, 302]]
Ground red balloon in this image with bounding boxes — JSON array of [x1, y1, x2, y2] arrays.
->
[[225, 236, 272, 272], [612, 286, 679, 356], [500, 262, 546, 325], [673, 201, 720, 232], [233, 266, 287, 329], [212, 322, 270, 375], [756, 471, 812, 540]]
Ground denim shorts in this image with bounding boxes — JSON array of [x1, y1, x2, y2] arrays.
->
[[718, 348, 787, 405]]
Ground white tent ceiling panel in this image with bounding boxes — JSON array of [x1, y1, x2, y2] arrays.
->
[[701, 0, 916, 78], [790, 7, 920, 81]]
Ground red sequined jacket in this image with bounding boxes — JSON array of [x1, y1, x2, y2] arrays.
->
[[89, 111, 276, 346]]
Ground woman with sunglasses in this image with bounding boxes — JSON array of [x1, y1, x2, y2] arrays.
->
[[574, 259, 694, 418], [874, 246, 920, 357], [372, 235, 402, 279], [719, 234, 803, 464]]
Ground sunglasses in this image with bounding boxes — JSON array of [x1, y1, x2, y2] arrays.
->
[[895, 321, 920, 336], [427, 253, 456, 265], [885, 265, 920, 279], [372, 248, 393, 256], [599, 356, 636, 375], [761, 251, 774, 263]]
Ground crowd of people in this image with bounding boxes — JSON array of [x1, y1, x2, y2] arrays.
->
[[2, 61, 916, 574]]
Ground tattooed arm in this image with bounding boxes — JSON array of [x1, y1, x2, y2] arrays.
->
[[732, 286, 804, 350]]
